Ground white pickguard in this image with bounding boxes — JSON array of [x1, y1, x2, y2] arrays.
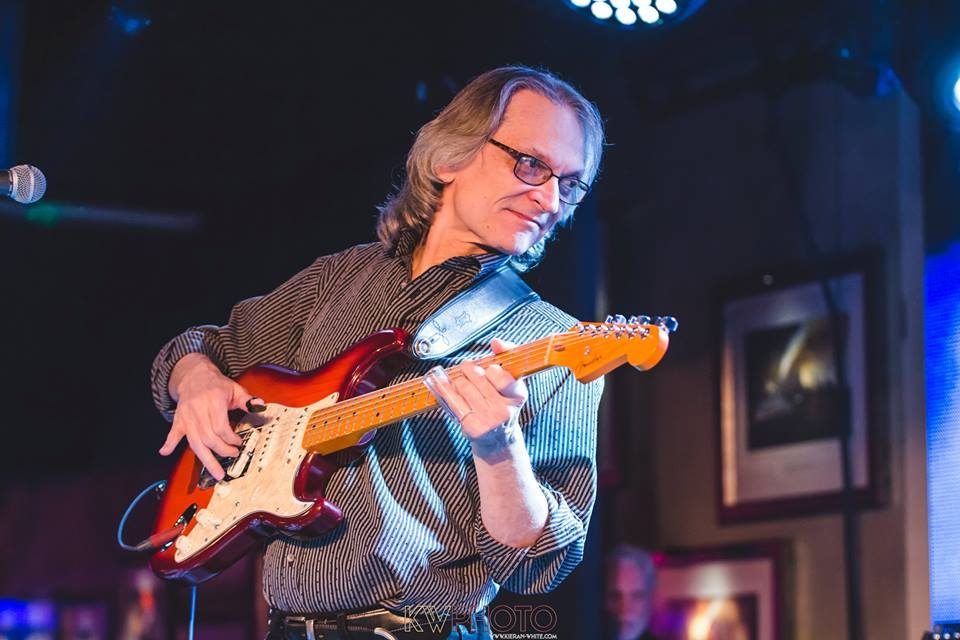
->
[[173, 392, 340, 563]]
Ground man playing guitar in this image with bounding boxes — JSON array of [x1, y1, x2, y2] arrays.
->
[[151, 66, 607, 640]]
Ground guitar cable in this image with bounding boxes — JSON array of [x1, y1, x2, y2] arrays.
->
[[116, 479, 186, 552], [117, 479, 199, 640]]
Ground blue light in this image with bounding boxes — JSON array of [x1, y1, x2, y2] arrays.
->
[[953, 76, 960, 112], [126, 17, 151, 35], [110, 6, 151, 36], [927, 240, 960, 625], [0, 599, 56, 632]]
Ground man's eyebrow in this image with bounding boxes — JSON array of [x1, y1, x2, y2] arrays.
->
[[526, 145, 584, 177]]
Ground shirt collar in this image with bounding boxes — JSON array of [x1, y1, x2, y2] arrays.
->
[[391, 231, 513, 281]]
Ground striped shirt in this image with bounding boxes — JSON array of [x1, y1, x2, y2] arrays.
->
[[150, 239, 602, 615]]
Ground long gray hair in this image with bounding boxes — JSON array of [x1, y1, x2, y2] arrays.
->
[[376, 65, 605, 272]]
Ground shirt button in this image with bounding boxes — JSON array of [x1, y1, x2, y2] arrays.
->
[[286, 554, 295, 566]]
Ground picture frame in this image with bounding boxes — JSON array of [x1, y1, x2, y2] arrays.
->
[[716, 252, 888, 523], [649, 540, 791, 640]]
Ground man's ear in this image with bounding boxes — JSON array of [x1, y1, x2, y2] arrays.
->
[[435, 164, 456, 184], [434, 167, 456, 185]]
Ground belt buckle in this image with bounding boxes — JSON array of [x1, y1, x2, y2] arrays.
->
[[284, 616, 322, 640]]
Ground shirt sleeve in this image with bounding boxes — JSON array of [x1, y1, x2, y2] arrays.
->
[[473, 367, 602, 594], [149, 256, 331, 422]]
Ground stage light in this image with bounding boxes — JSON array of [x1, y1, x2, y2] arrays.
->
[[638, 5, 659, 23], [923, 56, 960, 130], [591, 2, 614, 20], [615, 7, 638, 25], [656, 0, 678, 14], [567, 0, 706, 29]]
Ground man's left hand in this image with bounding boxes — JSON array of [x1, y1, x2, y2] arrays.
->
[[424, 338, 528, 450]]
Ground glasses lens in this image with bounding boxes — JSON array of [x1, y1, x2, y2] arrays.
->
[[559, 178, 588, 204], [514, 156, 551, 186]]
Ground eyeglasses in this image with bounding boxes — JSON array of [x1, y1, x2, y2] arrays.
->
[[487, 139, 591, 205]]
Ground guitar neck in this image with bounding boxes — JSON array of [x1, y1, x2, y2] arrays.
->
[[300, 334, 560, 453]]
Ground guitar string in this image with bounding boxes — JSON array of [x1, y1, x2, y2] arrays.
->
[[222, 327, 655, 465], [224, 338, 559, 449], [301, 327, 650, 434], [298, 326, 654, 447], [301, 331, 571, 439], [222, 330, 649, 446]]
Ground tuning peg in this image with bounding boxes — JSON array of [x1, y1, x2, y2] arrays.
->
[[655, 316, 679, 333], [634, 315, 652, 325], [604, 314, 614, 324], [612, 314, 627, 325]]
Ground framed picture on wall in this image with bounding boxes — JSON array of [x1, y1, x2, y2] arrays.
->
[[649, 541, 790, 640], [717, 253, 888, 523]]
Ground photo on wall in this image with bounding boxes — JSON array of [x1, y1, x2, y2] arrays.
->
[[743, 315, 850, 450], [716, 253, 888, 522], [648, 541, 790, 640]]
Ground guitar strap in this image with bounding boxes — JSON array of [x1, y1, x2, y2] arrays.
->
[[410, 265, 539, 360]]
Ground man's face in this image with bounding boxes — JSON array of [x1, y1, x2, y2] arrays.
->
[[606, 559, 654, 640], [433, 89, 586, 257]]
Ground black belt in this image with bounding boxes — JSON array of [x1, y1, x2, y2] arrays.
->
[[271, 607, 482, 640]]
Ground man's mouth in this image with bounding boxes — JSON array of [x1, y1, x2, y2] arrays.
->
[[507, 209, 544, 229]]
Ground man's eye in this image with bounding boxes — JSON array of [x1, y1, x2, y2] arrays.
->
[[518, 156, 540, 171]]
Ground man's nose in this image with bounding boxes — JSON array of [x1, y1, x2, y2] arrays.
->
[[530, 176, 561, 212]]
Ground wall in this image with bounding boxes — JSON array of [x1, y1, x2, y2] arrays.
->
[[607, 82, 928, 639]]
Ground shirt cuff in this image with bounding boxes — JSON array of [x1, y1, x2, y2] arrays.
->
[[473, 484, 586, 585], [149, 326, 223, 422]]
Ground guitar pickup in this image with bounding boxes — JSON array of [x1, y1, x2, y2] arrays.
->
[[196, 429, 261, 488], [226, 429, 260, 479]]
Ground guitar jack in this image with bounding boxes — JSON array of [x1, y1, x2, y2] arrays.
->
[[157, 503, 199, 551], [117, 480, 197, 553]]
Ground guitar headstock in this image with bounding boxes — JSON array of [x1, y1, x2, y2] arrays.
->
[[547, 314, 677, 382]]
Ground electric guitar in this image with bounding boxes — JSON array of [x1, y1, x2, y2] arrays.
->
[[150, 315, 676, 584]]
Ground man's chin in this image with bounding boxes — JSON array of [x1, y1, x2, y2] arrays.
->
[[500, 233, 543, 257]]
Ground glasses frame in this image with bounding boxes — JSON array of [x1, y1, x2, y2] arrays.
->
[[487, 139, 591, 205]]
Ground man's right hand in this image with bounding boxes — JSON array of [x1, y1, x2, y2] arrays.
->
[[159, 353, 260, 481]]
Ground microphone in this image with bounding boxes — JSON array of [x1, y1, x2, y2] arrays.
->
[[1, 165, 47, 204]]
